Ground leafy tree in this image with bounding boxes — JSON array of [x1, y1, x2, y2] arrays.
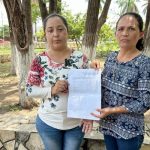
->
[[31, 2, 41, 40], [96, 24, 118, 57], [82, 0, 112, 60], [98, 24, 115, 41], [38, 0, 62, 26], [97, 0, 112, 34], [82, 0, 100, 60], [35, 27, 44, 41], [63, 10, 85, 48], [31, 2, 40, 24], [35, 4, 85, 46], [49, 0, 62, 14]]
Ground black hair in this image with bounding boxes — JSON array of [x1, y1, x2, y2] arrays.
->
[[43, 13, 69, 32], [116, 12, 144, 51]]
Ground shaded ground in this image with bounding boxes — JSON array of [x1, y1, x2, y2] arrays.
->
[[0, 76, 20, 113], [0, 62, 22, 113]]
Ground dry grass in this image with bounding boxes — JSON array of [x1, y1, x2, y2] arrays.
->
[[0, 62, 11, 77]]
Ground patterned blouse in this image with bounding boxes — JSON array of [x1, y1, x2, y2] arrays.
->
[[100, 51, 150, 139], [26, 50, 89, 130]]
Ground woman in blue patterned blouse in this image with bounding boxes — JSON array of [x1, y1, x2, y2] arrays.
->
[[92, 12, 150, 150]]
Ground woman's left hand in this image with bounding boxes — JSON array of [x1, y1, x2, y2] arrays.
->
[[81, 119, 93, 133]]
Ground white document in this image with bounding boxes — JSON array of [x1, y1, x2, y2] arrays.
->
[[67, 69, 101, 120]]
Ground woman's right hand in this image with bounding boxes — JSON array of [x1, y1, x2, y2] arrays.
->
[[91, 108, 113, 119], [90, 59, 100, 69], [51, 80, 68, 95], [91, 106, 128, 119]]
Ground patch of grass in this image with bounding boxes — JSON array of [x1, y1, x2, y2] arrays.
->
[[35, 48, 45, 53], [0, 46, 11, 55], [0, 104, 22, 113], [0, 46, 45, 55], [9, 104, 22, 111]]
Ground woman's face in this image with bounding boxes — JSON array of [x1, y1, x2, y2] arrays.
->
[[115, 15, 143, 50], [45, 16, 68, 50]]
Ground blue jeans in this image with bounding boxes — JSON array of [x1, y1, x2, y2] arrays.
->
[[36, 115, 84, 150], [104, 134, 144, 150]]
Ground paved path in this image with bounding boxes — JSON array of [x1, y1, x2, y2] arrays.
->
[[0, 108, 150, 144]]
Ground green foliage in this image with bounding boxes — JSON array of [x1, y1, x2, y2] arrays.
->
[[9, 104, 22, 111], [31, 2, 41, 23], [116, 0, 139, 14], [98, 24, 116, 42], [96, 24, 118, 57], [35, 27, 44, 41], [60, 1, 85, 41], [0, 25, 10, 39], [63, 11, 85, 40], [34, 3, 85, 43], [0, 104, 22, 112], [0, 42, 11, 55]]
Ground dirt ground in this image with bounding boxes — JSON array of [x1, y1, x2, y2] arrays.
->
[[0, 75, 40, 114], [0, 76, 20, 113]]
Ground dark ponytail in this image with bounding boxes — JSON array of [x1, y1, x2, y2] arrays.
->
[[136, 38, 144, 51]]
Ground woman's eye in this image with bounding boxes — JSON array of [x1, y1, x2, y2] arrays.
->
[[47, 30, 53, 33], [117, 28, 123, 31], [58, 28, 63, 31], [128, 27, 135, 31]]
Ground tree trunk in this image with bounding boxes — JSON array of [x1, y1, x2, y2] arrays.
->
[[9, 25, 17, 75], [82, 0, 100, 60], [4, 0, 29, 52], [16, 45, 34, 106], [3, 0, 34, 108], [144, 23, 150, 56], [38, 0, 48, 25], [49, 0, 62, 14], [95, 0, 112, 51], [23, 0, 33, 44], [144, 0, 150, 44], [3, 0, 16, 75], [57, 0, 62, 14], [38, 0, 62, 28], [97, 0, 112, 34], [10, 42, 17, 75], [49, 0, 57, 13], [144, 0, 150, 57]]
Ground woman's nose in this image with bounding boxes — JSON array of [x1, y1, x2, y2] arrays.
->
[[122, 29, 129, 36], [53, 30, 59, 36]]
